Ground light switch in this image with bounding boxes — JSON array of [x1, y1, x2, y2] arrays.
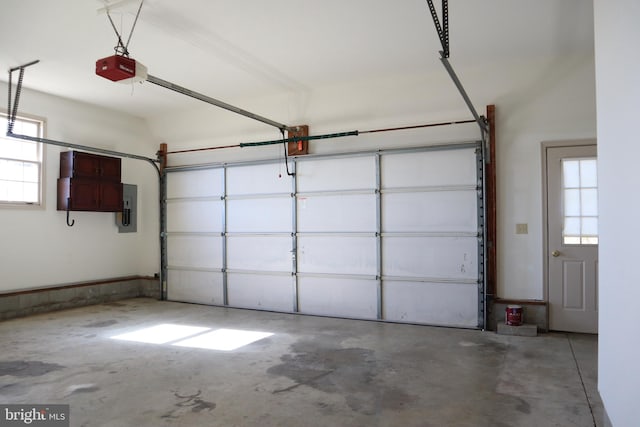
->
[[516, 223, 528, 234]]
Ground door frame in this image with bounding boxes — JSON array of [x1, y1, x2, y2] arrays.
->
[[541, 138, 597, 327]]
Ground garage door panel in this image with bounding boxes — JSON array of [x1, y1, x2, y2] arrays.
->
[[298, 277, 378, 319], [227, 236, 292, 272], [383, 281, 477, 327], [167, 169, 223, 198], [227, 273, 294, 312], [167, 235, 223, 269], [298, 194, 376, 232], [167, 270, 224, 305], [298, 236, 377, 275], [167, 200, 223, 233], [383, 237, 477, 280], [382, 191, 477, 232], [227, 163, 292, 195], [227, 198, 291, 232], [382, 149, 476, 188], [297, 156, 375, 192]]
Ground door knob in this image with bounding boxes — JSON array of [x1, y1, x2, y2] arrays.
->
[[552, 250, 561, 257]]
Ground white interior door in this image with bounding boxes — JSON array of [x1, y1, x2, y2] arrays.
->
[[547, 144, 598, 333]]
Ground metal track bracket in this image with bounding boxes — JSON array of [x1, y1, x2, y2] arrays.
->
[[425, 0, 449, 58]]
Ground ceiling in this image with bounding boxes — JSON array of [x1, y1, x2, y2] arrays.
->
[[0, 0, 593, 121]]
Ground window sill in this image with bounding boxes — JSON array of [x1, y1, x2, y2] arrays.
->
[[0, 202, 45, 210]]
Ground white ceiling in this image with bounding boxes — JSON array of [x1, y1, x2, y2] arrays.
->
[[0, 0, 593, 120]]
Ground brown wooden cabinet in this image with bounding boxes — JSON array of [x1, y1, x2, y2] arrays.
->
[[57, 151, 123, 212], [59, 151, 121, 181]]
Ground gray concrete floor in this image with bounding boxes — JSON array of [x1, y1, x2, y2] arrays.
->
[[0, 298, 603, 427]]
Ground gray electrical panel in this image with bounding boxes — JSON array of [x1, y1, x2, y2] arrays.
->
[[116, 184, 137, 233]]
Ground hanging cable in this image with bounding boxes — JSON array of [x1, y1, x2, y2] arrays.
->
[[105, 0, 144, 57], [125, 0, 144, 53], [107, 11, 128, 56], [280, 128, 295, 177]]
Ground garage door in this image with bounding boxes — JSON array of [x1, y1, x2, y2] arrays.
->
[[164, 142, 484, 328]]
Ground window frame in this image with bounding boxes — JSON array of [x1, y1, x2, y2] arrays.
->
[[0, 111, 46, 209]]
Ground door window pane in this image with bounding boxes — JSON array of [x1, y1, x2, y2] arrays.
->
[[562, 158, 598, 245], [564, 217, 580, 235], [564, 189, 580, 216], [581, 189, 598, 216], [580, 160, 598, 187], [582, 217, 598, 236], [562, 160, 581, 188]]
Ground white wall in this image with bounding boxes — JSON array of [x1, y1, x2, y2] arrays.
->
[[0, 84, 160, 291], [594, 1, 640, 425], [148, 51, 596, 302], [496, 53, 596, 299]]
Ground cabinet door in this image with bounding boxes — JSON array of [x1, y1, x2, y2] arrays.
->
[[72, 152, 102, 178], [100, 181, 123, 211], [100, 156, 122, 181], [69, 179, 101, 210]]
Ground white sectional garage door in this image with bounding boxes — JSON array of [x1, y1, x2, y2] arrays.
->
[[164, 143, 484, 328]]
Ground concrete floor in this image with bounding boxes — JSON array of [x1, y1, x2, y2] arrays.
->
[[0, 298, 603, 427]]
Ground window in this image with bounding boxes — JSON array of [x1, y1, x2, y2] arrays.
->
[[0, 113, 44, 206], [562, 158, 598, 245]]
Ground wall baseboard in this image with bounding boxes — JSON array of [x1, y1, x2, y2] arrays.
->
[[0, 276, 160, 321]]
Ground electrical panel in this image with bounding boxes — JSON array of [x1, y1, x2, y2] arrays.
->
[[116, 184, 137, 233]]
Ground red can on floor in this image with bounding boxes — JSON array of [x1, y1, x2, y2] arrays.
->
[[506, 305, 523, 326]]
